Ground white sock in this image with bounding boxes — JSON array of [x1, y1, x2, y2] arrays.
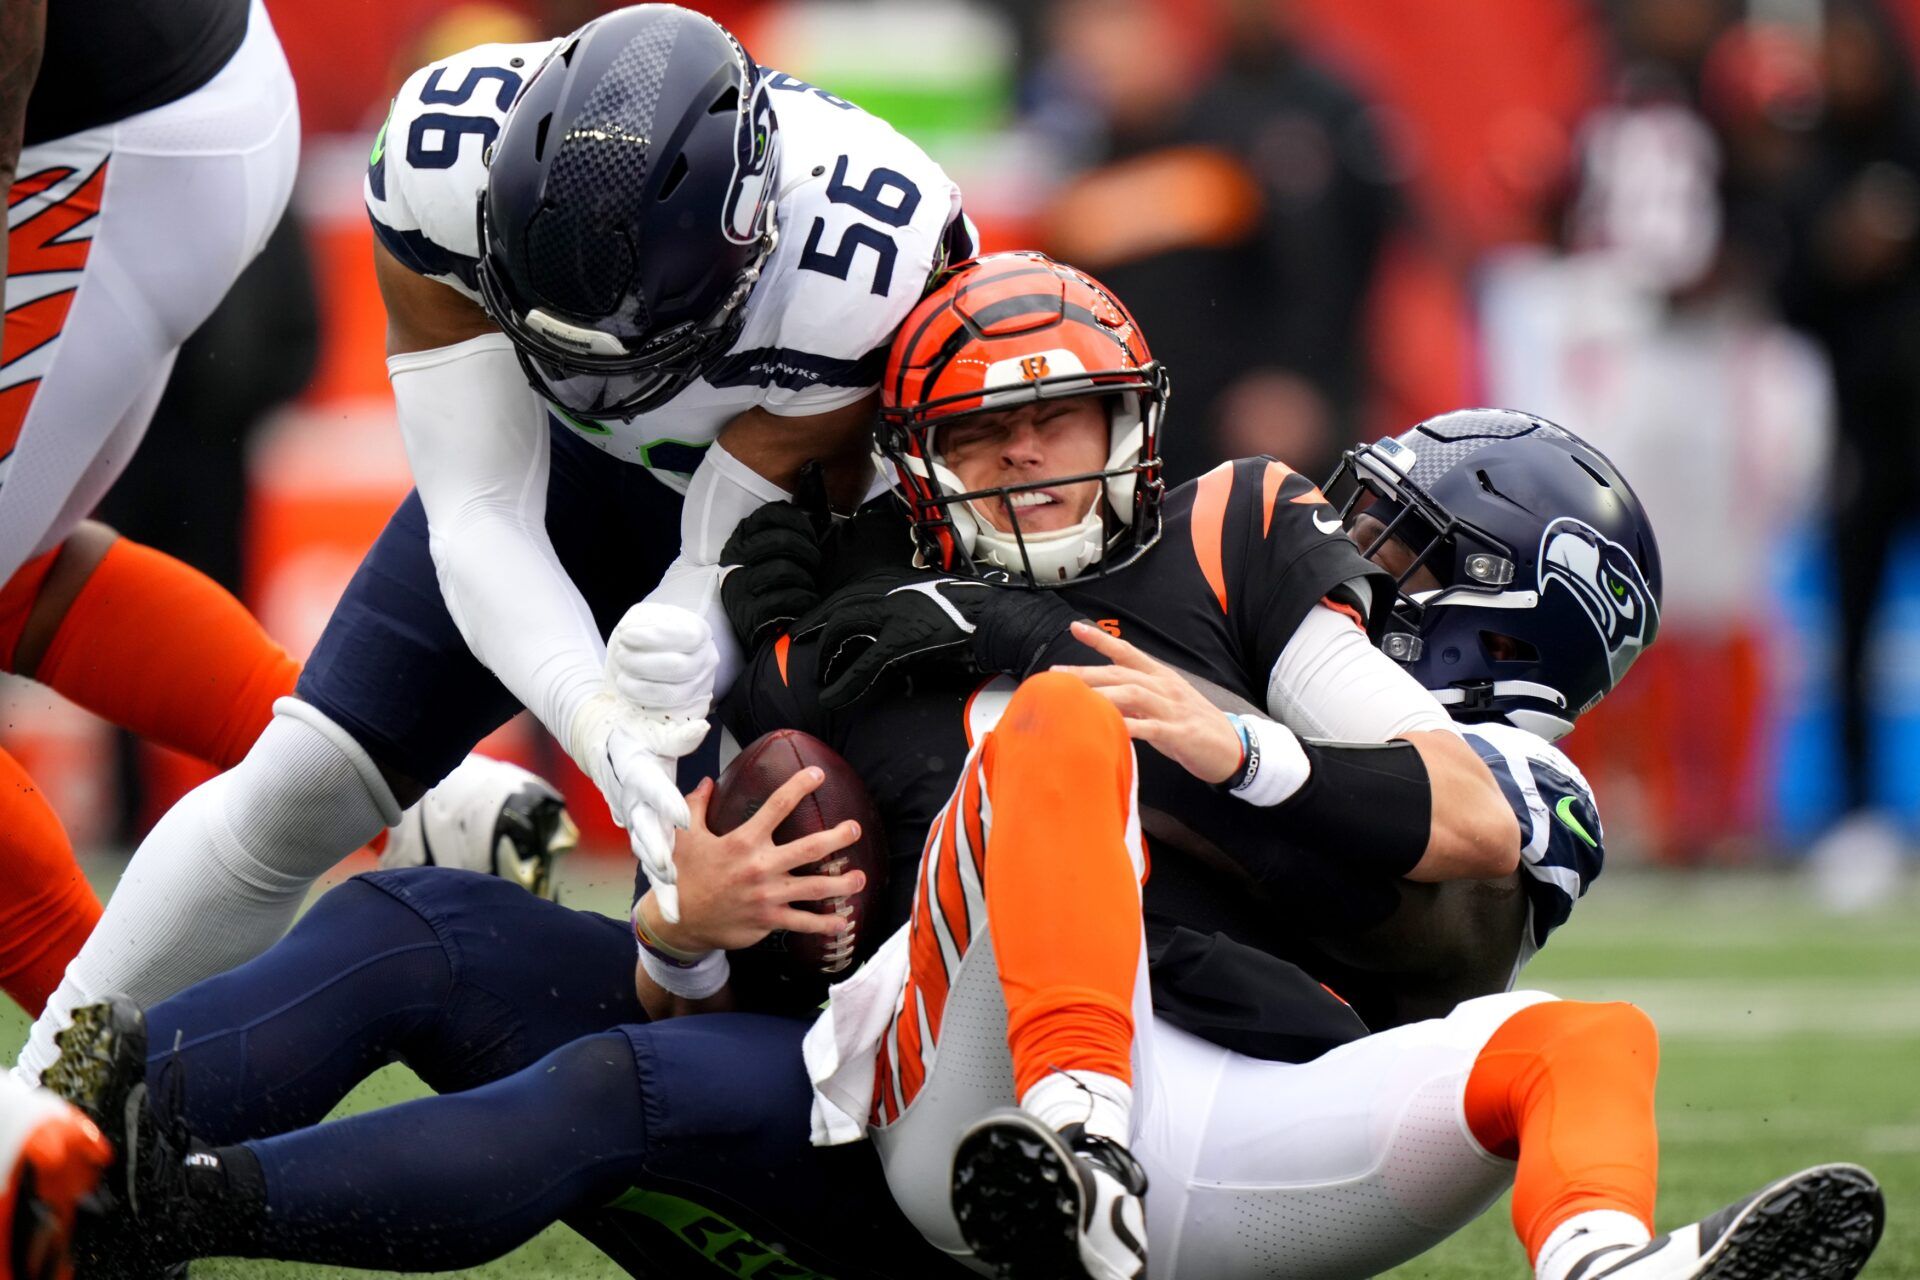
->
[[13, 700, 400, 1083], [1019, 1069, 1133, 1147], [1536, 1210, 1654, 1280]]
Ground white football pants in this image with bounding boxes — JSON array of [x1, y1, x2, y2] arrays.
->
[[1, 0, 298, 581]]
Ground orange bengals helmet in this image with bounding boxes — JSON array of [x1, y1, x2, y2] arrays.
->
[[878, 252, 1169, 586]]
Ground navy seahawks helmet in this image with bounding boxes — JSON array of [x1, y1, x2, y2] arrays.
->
[[475, 5, 780, 420], [1323, 408, 1662, 740]]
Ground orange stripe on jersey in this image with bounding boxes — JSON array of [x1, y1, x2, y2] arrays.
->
[[0, 381, 39, 457], [3, 289, 78, 371], [7, 161, 107, 277], [1189, 462, 1233, 614], [1260, 460, 1294, 536], [773, 633, 791, 686], [7, 167, 75, 210], [1321, 594, 1366, 630]]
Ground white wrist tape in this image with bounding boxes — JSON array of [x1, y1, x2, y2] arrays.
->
[[1229, 714, 1314, 808], [637, 944, 731, 1000]]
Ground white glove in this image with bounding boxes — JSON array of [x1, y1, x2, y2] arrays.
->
[[568, 690, 708, 922], [606, 602, 720, 720]]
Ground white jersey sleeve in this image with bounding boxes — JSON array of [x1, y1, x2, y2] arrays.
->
[[703, 73, 970, 417], [1459, 721, 1605, 962], [364, 40, 561, 300]]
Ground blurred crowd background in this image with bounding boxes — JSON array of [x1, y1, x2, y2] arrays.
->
[[12, 0, 1920, 898]]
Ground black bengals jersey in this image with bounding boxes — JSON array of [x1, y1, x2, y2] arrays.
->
[[721, 457, 1393, 1057], [23, 0, 248, 146]]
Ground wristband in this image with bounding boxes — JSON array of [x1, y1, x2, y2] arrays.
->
[[1219, 714, 1256, 791], [1224, 714, 1313, 808], [638, 944, 731, 1000], [632, 898, 710, 966]]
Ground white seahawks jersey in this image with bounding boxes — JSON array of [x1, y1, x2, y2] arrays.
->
[[1459, 721, 1604, 970], [364, 41, 969, 488]]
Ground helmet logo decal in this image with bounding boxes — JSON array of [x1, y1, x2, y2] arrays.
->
[[723, 73, 780, 244], [1018, 355, 1051, 381], [1538, 517, 1657, 688]]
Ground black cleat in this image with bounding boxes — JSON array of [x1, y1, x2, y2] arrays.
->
[[1576, 1163, 1886, 1280], [952, 1109, 1147, 1280], [41, 999, 193, 1277]]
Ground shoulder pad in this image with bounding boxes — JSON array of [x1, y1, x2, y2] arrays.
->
[[711, 74, 964, 415], [365, 40, 559, 297]]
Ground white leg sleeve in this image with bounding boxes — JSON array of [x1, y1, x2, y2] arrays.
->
[[12, 700, 401, 1083]]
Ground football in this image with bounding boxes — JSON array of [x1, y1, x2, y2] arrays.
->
[[707, 729, 889, 978]]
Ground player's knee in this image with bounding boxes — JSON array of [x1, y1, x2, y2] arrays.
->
[[996, 671, 1128, 762], [247, 700, 402, 822], [1500, 998, 1659, 1066], [1582, 1000, 1659, 1065]]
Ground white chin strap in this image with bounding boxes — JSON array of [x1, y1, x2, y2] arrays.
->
[[926, 391, 1148, 584], [965, 499, 1106, 584]]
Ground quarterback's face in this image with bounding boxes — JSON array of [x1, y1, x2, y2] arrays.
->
[[937, 396, 1110, 534]]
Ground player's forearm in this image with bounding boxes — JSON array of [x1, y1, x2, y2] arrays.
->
[[392, 336, 609, 750], [1398, 729, 1521, 882], [0, 0, 44, 173], [0, 0, 48, 308], [428, 521, 607, 742]]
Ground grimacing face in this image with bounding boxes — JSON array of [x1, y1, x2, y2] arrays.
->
[[936, 395, 1110, 535]]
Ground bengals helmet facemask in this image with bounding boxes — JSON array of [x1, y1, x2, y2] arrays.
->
[[877, 252, 1169, 587]]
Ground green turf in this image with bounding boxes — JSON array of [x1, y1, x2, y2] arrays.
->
[[6, 861, 1913, 1278]]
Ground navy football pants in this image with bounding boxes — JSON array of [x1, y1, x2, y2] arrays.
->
[[143, 870, 966, 1278]]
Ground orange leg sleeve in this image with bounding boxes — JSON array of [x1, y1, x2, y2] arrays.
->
[[1463, 1000, 1661, 1263], [0, 748, 101, 1015], [32, 537, 301, 771], [981, 672, 1142, 1098]]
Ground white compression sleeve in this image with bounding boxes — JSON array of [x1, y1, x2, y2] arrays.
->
[[13, 700, 402, 1083], [1265, 604, 1457, 742], [642, 440, 793, 700], [390, 336, 607, 752]]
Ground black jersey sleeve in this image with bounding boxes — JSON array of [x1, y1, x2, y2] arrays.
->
[[1209, 456, 1394, 688]]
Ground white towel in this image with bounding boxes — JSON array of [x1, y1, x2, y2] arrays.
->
[[803, 922, 912, 1145]]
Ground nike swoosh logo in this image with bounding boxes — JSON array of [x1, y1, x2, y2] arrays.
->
[[1312, 511, 1342, 535], [1555, 795, 1598, 848]]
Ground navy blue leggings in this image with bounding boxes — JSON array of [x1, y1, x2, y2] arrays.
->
[[144, 869, 965, 1278]]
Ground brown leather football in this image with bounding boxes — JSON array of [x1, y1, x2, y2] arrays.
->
[[707, 728, 888, 978]]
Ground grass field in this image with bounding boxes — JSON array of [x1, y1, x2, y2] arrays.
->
[[6, 857, 1914, 1279]]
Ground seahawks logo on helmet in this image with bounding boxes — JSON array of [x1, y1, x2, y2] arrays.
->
[[722, 72, 780, 245], [1538, 517, 1658, 691]]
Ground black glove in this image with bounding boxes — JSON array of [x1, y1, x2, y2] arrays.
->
[[810, 571, 1082, 710], [719, 500, 826, 650]]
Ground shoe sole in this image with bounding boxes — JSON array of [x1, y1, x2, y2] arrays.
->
[[1697, 1163, 1886, 1280], [952, 1110, 1087, 1280], [39, 998, 149, 1210]]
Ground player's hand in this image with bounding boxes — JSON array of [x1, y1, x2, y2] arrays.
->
[[572, 692, 708, 921], [606, 602, 719, 719], [665, 772, 867, 953], [1052, 620, 1246, 784], [811, 571, 1080, 710], [719, 501, 827, 650]]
